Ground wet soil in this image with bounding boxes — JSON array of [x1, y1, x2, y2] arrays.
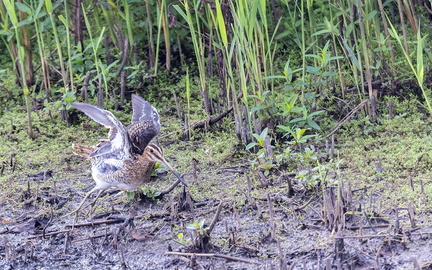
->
[[1, 159, 432, 270]]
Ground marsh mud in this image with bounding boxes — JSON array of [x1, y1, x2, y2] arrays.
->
[[1, 160, 432, 270]]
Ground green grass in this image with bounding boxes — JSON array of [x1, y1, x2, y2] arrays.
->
[[337, 106, 432, 214], [0, 96, 431, 225]]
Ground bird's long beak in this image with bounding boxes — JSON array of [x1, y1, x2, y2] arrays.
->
[[159, 158, 188, 187]]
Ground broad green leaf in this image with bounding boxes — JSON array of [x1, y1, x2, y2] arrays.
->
[[58, 14, 67, 26], [329, 56, 343, 61], [214, 0, 227, 47], [246, 142, 258, 150], [45, 0, 53, 14], [198, 219, 205, 228], [291, 107, 305, 114], [304, 54, 320, 60], [322, 71, 338, 77], [276, 125, 291, 132], [264, 75, 287, 80], [260, 127, 268, 140], [17, 18, 34, 27], [340, 37, 359, 69], [173, 5, 187, 21], [186, 224, 198, 230], [251, 105, 267, 112], [296, 128, 307, 138], [307, 119, 321, 130], [127, 191, 135, 199], [289, 117, 304, 125], [313, 29, 332, 36], [301, 134, 317, 141], [3, 0, 19, 27], [305, 92, 315, 100], [15, 2, 32, 14], [306, 66, 320, 75], [365, 10, 377, 21], [309, 110, 325, 117]]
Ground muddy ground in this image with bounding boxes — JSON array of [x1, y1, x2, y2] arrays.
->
[[1, 149, 431, 270]]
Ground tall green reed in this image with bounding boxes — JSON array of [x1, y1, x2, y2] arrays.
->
[[2, 0, 33, 137], [158, 0, 171, 71], [144, 0, 156, 68], [82, 3, 107, 95], [174, 1, 211, 114], [30, 0, 51, 98], [388, 19, 431, 114], [45, 0, 67, 88]]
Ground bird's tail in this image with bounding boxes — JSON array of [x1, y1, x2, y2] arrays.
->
[[72, 144, 97, 159]]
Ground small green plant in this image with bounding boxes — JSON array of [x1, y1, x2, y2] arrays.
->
[[246, 128, 275, 176], [152, 162, 167, 177], [186, 218, 208, 235], [54, 87, 77, 111], [294, 153, 344, 189], [289, 109, 324, 131], [296, 164, 325, 189], [250, 91, 279, 124], [304, 41, 343, 90], [246, 127, 269, 151], [185, 218, 210, 251], [260, 58, 326, 141], [176, 232, 192, 247], [277, 126, 317, 149], [126, 185, 161, 200], [140, 186, 161, 199]]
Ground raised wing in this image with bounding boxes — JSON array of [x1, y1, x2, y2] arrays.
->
[[128, 95, 161, 154], [131, 94, 160, 126], [71, 102, 131, 159]]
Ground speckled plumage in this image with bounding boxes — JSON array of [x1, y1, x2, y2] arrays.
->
[[70, 95, 187, 216], [128, 94, 160, 154]]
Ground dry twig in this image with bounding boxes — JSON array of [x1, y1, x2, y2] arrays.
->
[[165, 251, 261, 264]]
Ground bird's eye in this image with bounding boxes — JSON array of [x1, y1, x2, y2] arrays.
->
[[150, 149, 154, 153]]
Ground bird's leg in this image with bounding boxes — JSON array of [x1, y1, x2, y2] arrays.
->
[[65, 186, 100, 222], [88, 189, 104, 217]]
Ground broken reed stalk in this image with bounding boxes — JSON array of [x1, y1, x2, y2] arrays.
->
[[97, 74, 103, 107], [192, 158, 198, 182], [27, 229, 72, 240], [82, 71, 91, 103], [182, 107, 233, 135], [334, 224, 345, 262], [120, 71, 126, 107], [282, 174, 294, 197], [331, 135, 335, 158], [323, 184, 346, 232], [395, 207, 401, 234], [119, 245, 127, 268], [207, 201, 224, 235], [165, 251, 261, 265], [246, 175, 252, 199], [278, 238, 287, 270], [267, 194, 276, 239], [115, 36, 129, 77], [325, 99, 368, 138], [294, 196, 314, 211], [408, 202, 416, 228], [65, 217, 125, 228], [172, 92, 183, 119]]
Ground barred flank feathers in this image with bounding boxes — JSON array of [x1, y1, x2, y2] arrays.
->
[[72, 144, 97, 159]]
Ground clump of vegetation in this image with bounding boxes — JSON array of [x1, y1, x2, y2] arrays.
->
[[1, 1, 432, 268]]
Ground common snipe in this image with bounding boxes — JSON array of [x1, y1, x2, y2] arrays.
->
[[70, 94, 187, 215]]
